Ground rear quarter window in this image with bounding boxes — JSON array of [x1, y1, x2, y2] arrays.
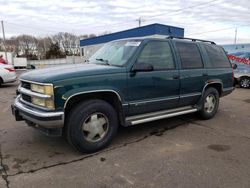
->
[[203, 44, 231, 68]]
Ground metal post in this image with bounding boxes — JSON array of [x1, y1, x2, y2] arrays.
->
[[136, 17, 145, 27], [1, 20, 8, 63], [234, 27, 237, 45]]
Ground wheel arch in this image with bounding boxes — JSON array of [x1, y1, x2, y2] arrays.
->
[[64, 90, 125, 126], [202, 81, 223, 97]]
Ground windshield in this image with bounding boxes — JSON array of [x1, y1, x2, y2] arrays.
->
[[89, 40, 141, 66]]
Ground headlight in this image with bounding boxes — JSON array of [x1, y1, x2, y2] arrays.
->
[[32, 97, 55, 109], [30, 83, 54, 109], [31, 84, 54, 95]]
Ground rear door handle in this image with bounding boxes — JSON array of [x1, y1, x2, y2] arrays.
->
[[173, 75, 180, 80], [202, 73, 208, 76]]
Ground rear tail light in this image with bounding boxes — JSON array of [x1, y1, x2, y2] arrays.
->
[[4, 67, 15, 72]]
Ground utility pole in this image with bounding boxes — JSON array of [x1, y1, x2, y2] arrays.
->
[[1, 20, 8, 63], [234, 27, 237, 44], [136, 17, 145, 27]]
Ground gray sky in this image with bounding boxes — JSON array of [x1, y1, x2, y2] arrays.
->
[[1, 0, 250, 44]]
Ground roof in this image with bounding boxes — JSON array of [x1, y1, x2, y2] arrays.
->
[[80, 23, 184, 47]]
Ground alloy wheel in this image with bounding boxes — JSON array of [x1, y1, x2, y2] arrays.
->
[[82, 113, 109, 142], [204, 94, 216, 113]]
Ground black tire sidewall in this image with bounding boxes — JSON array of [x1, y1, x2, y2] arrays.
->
[[199, 88, 219, 119], [67, 99, 118, 153]]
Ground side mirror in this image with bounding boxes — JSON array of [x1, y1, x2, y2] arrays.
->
[[132, 63, 153, 72], [232, 63, 237, 69]]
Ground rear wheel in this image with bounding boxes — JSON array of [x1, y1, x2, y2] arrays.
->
[[66, 99, 119, 153], [197, 87, 219, 120], [239, 77, 250, 88]]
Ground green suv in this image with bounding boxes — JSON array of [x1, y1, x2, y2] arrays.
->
[[12, 37, 234, 153]]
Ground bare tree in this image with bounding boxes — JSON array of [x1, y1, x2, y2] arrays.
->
[[16, 35, 39, 59], [79, 34, 88, 39], [1, 31, 101, 59], [100, 31, 111, 36], [5, 37, 19, 56], [37, 37, 52, 59], [52, 32, 80, 55], [88, 34, 97, 38]]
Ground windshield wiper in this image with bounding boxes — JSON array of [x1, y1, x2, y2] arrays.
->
[[95, 58, 110, 65]]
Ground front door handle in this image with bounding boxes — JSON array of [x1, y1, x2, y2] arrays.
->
[[202, 73, 208, 76]]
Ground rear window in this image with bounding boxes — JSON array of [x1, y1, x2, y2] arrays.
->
[[203, 44, 231, 68], [176, 42, 203, 69]]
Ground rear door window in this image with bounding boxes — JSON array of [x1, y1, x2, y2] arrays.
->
[[203, 44, 231, 68], [176, 42, 203, 69]]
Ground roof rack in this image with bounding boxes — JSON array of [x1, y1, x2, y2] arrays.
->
[[167, 36, 216, 45]]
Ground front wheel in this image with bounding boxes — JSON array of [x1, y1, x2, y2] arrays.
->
[[197, 87, 219, 120], [66, 99, 119, 153], [239, 77, 250, 88]]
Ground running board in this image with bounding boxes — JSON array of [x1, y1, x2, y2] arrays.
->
[[126, 106, 198, 126]]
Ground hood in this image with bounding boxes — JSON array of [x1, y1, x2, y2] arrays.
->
[[20, 63, 125, 83]]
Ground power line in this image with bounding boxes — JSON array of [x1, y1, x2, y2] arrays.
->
[[187, 23, 250, 36], [2, 0, 229, 35], [3, 0, 248, 38], [72, 0, 223, 30], [5, 21, 60, 33], [145, 0, 221, 21]]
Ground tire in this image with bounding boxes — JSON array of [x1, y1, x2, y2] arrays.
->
[[197, 87, 219, 120], [66, 99, 119, 153], [0, 77, 3, 87], [239, 77, 250, 88]]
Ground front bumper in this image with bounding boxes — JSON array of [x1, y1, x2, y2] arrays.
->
[[12, 96, 64, 129]]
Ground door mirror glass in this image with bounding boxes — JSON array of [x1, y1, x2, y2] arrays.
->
[[132, 63, 153, 72]]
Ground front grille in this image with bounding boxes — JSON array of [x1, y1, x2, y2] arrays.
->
[[21, 81, 31, 90], [21, 94, 32, 103]]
